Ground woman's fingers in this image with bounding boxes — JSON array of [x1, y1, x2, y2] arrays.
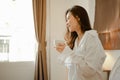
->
[[55, 43, 66, 53]]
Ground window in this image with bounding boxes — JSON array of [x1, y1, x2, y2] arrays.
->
[[0, 0, 37, 62]]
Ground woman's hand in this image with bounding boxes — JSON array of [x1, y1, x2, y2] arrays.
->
[[55, 43, 66, 53]]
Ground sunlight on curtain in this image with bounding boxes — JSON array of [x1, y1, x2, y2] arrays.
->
[[0, 0, 37, 62]]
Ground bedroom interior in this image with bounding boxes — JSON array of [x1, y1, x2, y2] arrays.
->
[[0, 0, 120, 80]]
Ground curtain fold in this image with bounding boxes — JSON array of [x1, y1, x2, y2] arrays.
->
[[94, 0, 120, 50], [32, 0, 48, 80]]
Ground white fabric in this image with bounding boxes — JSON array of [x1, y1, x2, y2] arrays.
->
[[58, 30, 106, 80], [109, 56, 120, 80]]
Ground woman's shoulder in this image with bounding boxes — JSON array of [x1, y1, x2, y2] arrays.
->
[[85, 30, 98, 37], [84, 30, 98, 39], [84, 30, 99, 42]]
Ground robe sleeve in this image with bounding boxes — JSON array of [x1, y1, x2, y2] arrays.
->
[[58, 35, 106, 77]]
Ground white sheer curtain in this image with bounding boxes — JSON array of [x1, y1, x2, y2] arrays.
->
[[0, 0, 36, 62]]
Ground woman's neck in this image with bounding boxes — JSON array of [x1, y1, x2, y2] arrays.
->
[[77, 30, 83, 40]]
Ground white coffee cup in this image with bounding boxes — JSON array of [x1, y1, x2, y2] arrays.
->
[[53, 40, 65, 47]]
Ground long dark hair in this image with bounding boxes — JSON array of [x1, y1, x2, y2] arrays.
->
[[64, 5, 92, 49]]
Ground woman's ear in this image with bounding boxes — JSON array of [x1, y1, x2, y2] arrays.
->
[[76, 16, 80, 21]]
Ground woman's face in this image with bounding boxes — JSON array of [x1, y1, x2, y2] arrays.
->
[[66, 12, 80, 32]]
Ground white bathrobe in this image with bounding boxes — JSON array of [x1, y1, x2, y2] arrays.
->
[[58, 30, 106, 80]]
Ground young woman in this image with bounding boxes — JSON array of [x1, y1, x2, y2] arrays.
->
[[55, 5, 106, 80]]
